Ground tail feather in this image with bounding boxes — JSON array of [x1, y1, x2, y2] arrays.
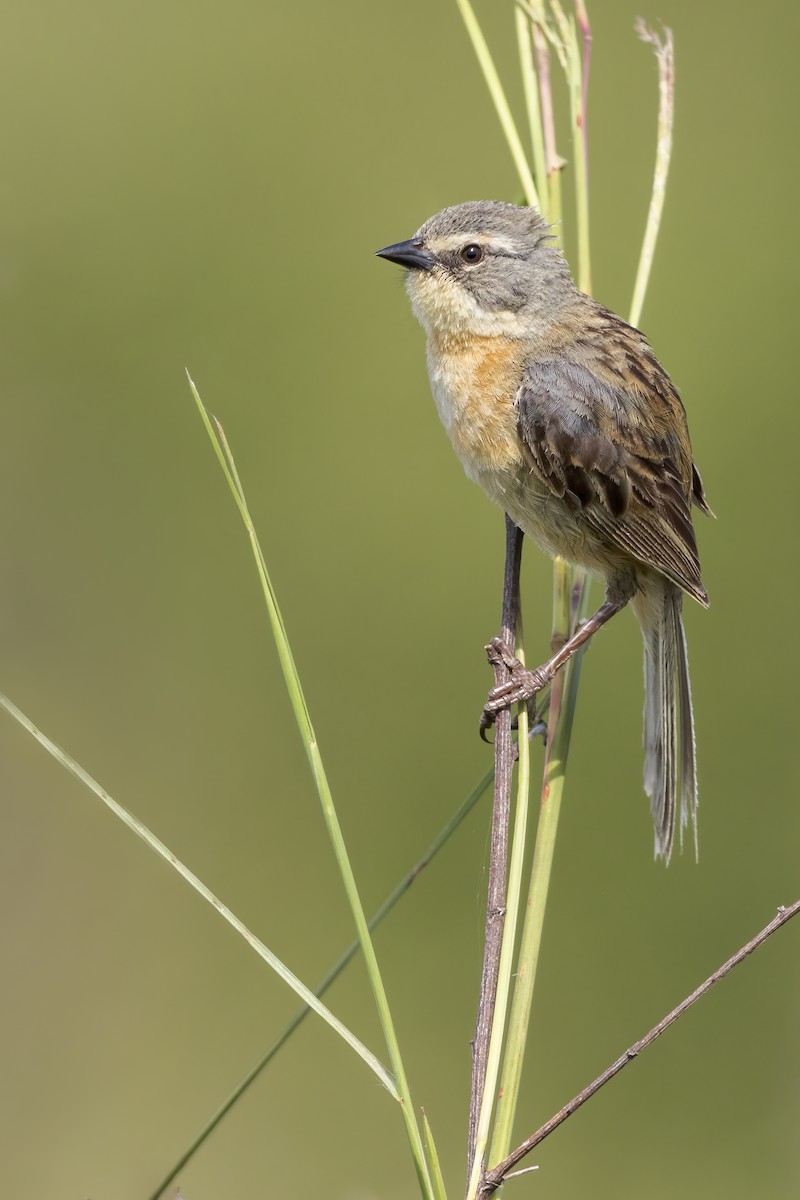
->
[[673, 597, 698, 853], [633, 584, 698, 862]]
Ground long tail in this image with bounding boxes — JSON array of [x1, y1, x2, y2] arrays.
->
[[631, 583, 698, 862]]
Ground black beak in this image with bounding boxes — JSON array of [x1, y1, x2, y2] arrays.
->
[[375, 239, 435, 271]]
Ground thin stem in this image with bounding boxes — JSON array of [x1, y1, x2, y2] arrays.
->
[[504, 1166, 539, 1181], [187, 376, 434, 1200], [480, 900, 800, 1196], [567, 14, 591, 293], [462, 8, 681, 1196], [0, 690, 397, 1098], [487, 560, 587, 1164], [532, 3, 589, 287], [148, 766, 494, 1200], [576, 1, 592, 136], [629, 23, 675, 327], [515, 8, 547, 204], [465, 681, 531, 1200], [485, 0, 595, 1164], [531, 14, 562, 230], [455, 0, 539, 208], [532, 1, 568, 71], [467, 517, 523, 1179]]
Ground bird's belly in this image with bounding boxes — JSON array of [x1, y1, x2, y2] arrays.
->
[[471, 456, 624, 579], [481, 464, 580, 554]]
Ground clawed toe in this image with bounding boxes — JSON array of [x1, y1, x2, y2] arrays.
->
[[479, 710, 496, 743], [479, 657, 553, 740], [484, 637, 521, 673]]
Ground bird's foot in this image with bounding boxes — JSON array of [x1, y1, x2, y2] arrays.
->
[[479, 638, 553, 741]]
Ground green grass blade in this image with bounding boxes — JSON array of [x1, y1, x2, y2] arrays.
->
[[455, 0, 540, 208], [0, 690, 397, 1097], [422, 1109, 449, 1200], [515, 8, 548, 204], [148, 766, 493, 1199], [186, 372, 434, 1200]]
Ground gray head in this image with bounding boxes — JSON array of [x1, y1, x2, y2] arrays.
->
[[376, 200, 575, 338]]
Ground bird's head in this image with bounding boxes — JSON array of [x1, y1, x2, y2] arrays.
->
[[376, 200, 573, 339]]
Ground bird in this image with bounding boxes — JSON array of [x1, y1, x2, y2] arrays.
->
[[376, 200, 711, 861]]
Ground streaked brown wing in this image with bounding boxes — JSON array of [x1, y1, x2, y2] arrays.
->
[[515, 306, 708, 605]]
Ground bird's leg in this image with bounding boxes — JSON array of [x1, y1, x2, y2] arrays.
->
[[479, 595, 628, 736], [477, 521, 525, 746]]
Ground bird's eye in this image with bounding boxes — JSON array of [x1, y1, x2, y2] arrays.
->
[[461, 243, 484, 264]]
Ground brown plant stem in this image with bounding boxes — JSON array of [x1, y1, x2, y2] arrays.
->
[[533, 18, 560, 191], [478, 899, 800, 1197], [576, 0, 592, 164], [467, 515, 523, 1179]]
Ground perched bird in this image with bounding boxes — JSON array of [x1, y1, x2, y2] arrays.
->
[[377, 200, 710, 860]]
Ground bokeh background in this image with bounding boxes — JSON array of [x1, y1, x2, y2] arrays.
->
[[1, 2, 798, 1197]]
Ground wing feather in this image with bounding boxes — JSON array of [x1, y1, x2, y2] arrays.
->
[[515, 307, 709, 605]]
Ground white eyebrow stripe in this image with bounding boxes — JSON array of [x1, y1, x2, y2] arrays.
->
[[427, 233, 520, 254]]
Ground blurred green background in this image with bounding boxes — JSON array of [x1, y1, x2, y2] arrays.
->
[[1, 1, 798, 1196]]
